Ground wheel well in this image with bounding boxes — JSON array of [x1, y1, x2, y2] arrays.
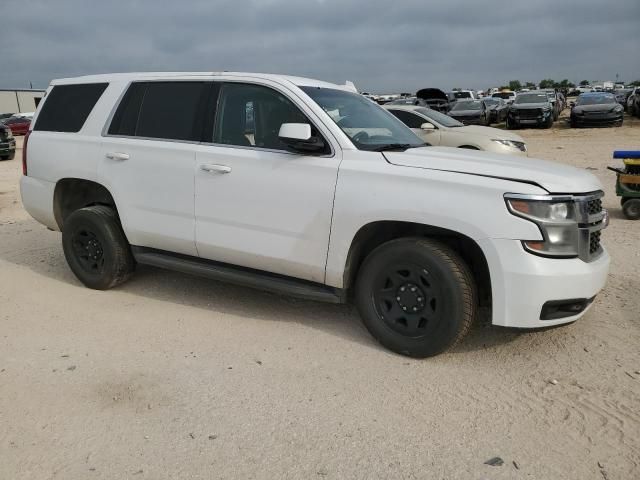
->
[[53, 178, 117, 230], [343, 221, 491, 307]]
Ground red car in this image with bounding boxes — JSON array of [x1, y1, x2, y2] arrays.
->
[[2, 115, 31, 135]]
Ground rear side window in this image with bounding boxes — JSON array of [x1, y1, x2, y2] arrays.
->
[[34, 83, 108, 132], [108, 81, 209, 141]]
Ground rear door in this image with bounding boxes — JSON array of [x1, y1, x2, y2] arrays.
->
[[100, 81, 210, 256]]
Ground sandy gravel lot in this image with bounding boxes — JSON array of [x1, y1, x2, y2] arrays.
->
[[1, 117, 639, 480]]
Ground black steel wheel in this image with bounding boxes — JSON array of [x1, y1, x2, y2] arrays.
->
[[62, 205, 135, 289], [372, 263, 443, 337], [355, 238, 477, 358]]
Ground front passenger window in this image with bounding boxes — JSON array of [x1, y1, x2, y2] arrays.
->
[[213, 83, 320, 151]]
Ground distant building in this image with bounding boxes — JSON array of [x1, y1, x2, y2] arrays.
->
[[0, 88, 46, 115]]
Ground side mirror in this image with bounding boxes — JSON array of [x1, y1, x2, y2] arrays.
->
[[278, 123, 325, 153], [421, 122, 435, 130]]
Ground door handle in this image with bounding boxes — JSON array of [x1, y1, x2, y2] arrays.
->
[[200, 163, 232, 174], [105, 152, 130, 161]]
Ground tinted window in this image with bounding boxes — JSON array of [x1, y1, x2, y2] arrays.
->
[[108, 81, 208, 141], [136, 82, 208, 141], [214, 83, 320, 151], [108, 83, 146, 136], [34, 83, 108, 132], [389, 110, 425, 129]]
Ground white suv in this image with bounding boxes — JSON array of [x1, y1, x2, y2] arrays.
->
[[20, 72, 610, 357]]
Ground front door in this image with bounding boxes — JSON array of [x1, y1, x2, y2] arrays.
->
[[194, 82, 340, 283]]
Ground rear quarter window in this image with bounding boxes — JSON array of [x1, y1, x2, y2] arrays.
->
[[34, 83, 108, 132]]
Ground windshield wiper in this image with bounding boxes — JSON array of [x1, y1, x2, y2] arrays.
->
[[371, 143, 427, 152]]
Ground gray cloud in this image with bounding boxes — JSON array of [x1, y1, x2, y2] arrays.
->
[[2, 0, 639, 92]]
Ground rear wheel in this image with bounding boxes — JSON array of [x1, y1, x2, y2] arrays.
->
[[355, 238, 476, 358], [62, 205, 135, 289], [622, 198, 640, 220]]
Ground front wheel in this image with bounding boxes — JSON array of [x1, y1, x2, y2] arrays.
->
[[62, 205, 135, 289], [506, 117, 517, 130], [355, 238, 476, 358]]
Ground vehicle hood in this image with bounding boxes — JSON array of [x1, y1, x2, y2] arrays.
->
[[511, 102, 549, 109], [573, 104, 618, 113], [457, 125, 524, 142], [416, 88, 448, 102], [382, 147, 602, 193], [450, 109, 482, 116]]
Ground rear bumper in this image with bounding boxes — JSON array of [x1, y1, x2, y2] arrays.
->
[[20, 175, 59, 230], [479, 238, 610, 328]]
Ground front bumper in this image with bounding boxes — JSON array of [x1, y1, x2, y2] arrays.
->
[[571, 112, 623, 126], [478, 238, 610, 328], [509, 110, 552, 127], [0, 138, 16, 156]]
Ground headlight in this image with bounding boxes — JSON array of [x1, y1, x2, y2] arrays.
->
[[492, 139, 526, 151], [613, 105, 623, 113], [505, 194, 579, 257]]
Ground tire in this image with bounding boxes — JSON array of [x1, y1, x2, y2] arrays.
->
[[0, 152, 14, 161], [506, 117, 517, 130], [62, 205, 135, 289], [545, 115, 554, 128], [355, 238, 477, 358], [622, 198, 640, 220]]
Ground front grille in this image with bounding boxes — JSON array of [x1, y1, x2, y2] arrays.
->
[[589, 231, 601, 255], [574, 192, 605, 262], [588, 198, 602, 215], [518, 108, 541, 119]]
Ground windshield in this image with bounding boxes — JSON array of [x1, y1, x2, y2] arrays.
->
[[453, 91, 472, 99], [515, 93, 548, 104], [576, 94, 616, 105], [452, 101, 481, 111], [416, 107, 464, 127], [301, 86, 425, 151]]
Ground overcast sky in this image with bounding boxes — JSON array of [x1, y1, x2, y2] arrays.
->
[[2, 0, 639, 93]]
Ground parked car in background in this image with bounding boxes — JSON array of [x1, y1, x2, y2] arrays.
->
[[0, 121, 16, 160], [492, 90, 516, 104], [416, 88, 450, 112], [386, 96, 425, 106], [481, 97, 509, 124], [614, 88, 632, 110], [623, 87, 640, 116], [506, 92, 554, 129], [0, 112, 14, 122], [451, 90, 477, 101], [536, 90, 562, 120], [384, 105, 527, 155], [570, 92, 623, 128], [447, 100, 490, 125], [1, 115, 31, 135]]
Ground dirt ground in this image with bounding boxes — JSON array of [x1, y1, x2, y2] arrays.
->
[[1, 116, 639, 480]]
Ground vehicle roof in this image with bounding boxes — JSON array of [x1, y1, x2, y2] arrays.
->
[[50, 72, 346, 90]]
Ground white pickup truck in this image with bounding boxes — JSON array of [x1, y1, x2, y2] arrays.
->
[[20, 72, 609, 357]]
